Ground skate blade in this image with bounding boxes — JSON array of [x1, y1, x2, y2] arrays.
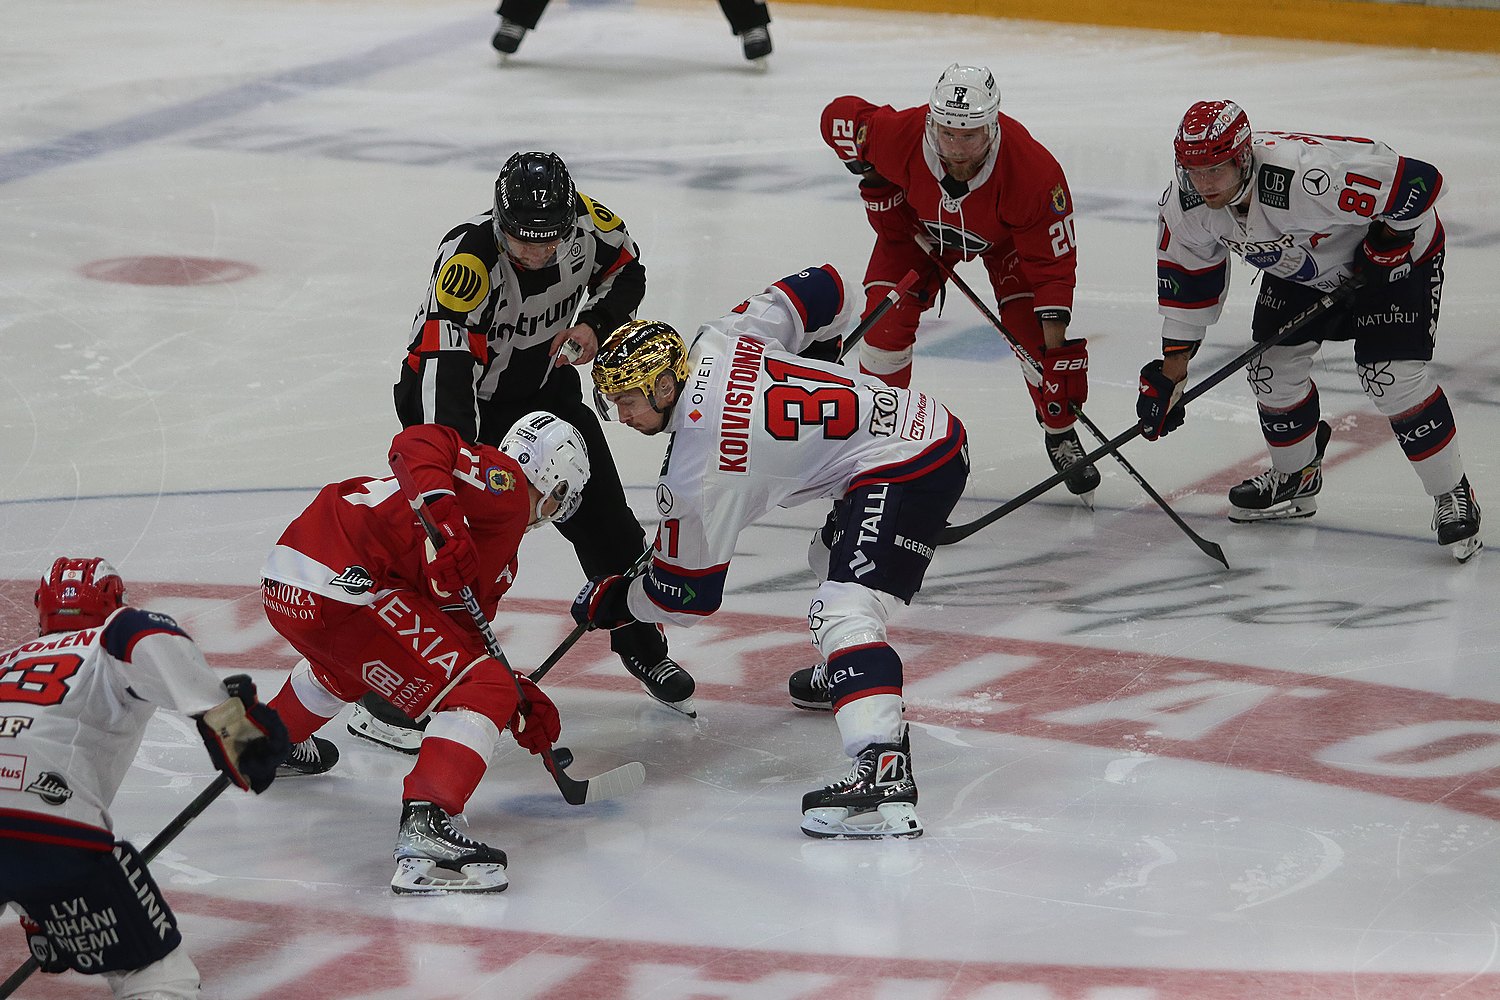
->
[[789, 696, 833, 713], [641, 686, 698, 719], [346, 710, 422, 755], [1072, 488, 1096, 511], [1227, 497, 1318, 523], [800, 803, 923, 840], [390, 857, 508, 894], [1447, 535, 1483, 563]]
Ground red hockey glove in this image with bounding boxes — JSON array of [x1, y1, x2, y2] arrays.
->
[[421, 494, 479, 599], [508, 676, 561, 756], [1039, 339, 1089, 429], [860, 177, 920, 243], [1356, 222, 1416, 285], [1137, 360, 1186, 440], [570, 574, 635, 631], [196, 674, 291, 793]]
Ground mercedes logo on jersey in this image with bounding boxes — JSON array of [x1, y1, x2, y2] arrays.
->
[[1302, 169, 1331, 196]]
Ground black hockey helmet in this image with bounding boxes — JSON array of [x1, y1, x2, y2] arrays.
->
[[493, 151, 577, 245]]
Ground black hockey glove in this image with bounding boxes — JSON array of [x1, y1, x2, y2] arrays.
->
[[1137, 360, 1186, 440], [19, 914, 68, 973], [1353, 221, 1415, 286], [570, 574, 635, 631], [196, 674, 290, 793]]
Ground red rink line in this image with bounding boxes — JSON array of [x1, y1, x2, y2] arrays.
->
[[4, 578, 1500, 825], [8, 889, 1500, 999]]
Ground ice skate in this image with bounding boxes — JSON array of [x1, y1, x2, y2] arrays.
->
[[622, 653, 698, 718], [801, 739, 922, 839], [391, 801, 508, 894], [741, 26, 771, 68], [1228, 420, 1331, 523], [787, 661, 832, 712], [347, 693, 424, 755], [491, 19, 526, 63], [1433, 475, 1482, 562], [276, 735, 339, 777], [1044, 427, 1100, 509]]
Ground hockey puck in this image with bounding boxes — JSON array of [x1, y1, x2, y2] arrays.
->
[[552, 746, 574, 770]]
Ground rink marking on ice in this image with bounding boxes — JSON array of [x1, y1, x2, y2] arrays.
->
[[9, 887, 1490, 1000], [0, 17, 488, 186], [4, 578, 1495, 827]]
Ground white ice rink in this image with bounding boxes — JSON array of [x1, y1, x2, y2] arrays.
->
[[4, 1, 1500, 997]]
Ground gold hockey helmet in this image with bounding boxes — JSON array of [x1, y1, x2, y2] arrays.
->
[[592, 320, 689, 415]]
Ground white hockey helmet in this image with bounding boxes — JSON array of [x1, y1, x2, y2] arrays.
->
[[498, 411, 591, 525], [925, 64, 1001, 156]]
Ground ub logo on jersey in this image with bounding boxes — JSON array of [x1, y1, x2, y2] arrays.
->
[[1258, 165, 1293, 211], [436, 253, 490, 313]]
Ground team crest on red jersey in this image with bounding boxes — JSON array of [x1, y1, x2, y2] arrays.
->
[[486, 466, 515, 493], [1050, 184, 1068, 215]]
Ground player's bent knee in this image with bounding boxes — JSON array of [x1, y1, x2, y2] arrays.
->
[[1359, 359, 1438, 416], [808, 580, 898, 661], [105, 944, 200, 1000]]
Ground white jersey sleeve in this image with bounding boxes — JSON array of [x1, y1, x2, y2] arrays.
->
[[0, 607, 227, 834]]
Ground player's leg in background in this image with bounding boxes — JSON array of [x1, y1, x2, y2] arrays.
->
[[859, 240, 940, 389], [717, 0, 772, 62], [492, 0, 550, 56]]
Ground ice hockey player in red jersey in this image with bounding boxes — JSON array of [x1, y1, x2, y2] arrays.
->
[[2, 557, 288, 998], [1137, 100, 1481, 561], [821, 63, 1098, 504], [259, 416, 588, 892]]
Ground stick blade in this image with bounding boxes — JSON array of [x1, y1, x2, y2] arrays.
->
[[581, 761, 647, 804]]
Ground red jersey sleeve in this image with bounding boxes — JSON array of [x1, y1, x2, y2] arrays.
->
[[993, 116, 1077, 315], [821, 95, 888, 170]]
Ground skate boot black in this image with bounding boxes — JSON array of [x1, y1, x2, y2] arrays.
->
[[1228, 420, 1331, 523], [391, 801, 508, 894], [622, 653, 698, 718], [741, 26, 772, 63], [347, 692, 424, 755], [1045, 427, 1100, 508], [787, 661, 832, 711], [1433, 475, 1482, 562], [801, 739, 922, 839], [491, 18, 527, 58], [276, 735, 339, 777]]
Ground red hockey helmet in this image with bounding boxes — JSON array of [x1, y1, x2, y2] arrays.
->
[[35, 557, 127, 635], [1173, 100, 1254, 202]]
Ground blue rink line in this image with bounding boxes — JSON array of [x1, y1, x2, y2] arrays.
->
[[0, 486, 317, 507], [0, 16, 490, 187]]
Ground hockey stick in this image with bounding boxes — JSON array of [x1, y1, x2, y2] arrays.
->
[[838, 269, 920, 362], [390, 454, 645, 806], [528, 545, 654, 685], [0, 773, 233, 999], [917, 240, 1227, 567], [936, 276, 1364, 546]]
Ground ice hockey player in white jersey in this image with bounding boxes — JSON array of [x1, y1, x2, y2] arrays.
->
[[573, 265, 970, 838], [0, 557, 288, 999], [1136, 100, 1480, 561]]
